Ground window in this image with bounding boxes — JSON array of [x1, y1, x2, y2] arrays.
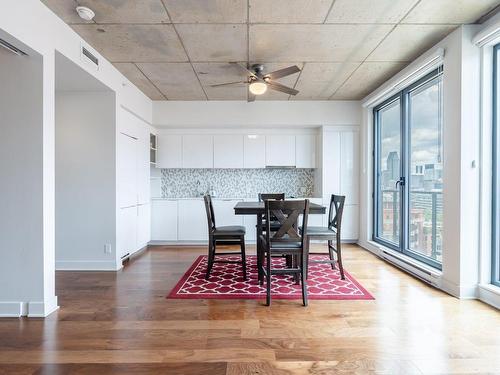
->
[[492, 43, 500, 286], [374, 67, 443, 269]]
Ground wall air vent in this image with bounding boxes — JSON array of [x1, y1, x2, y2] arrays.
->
[[0, 38, 27, 56], [81, 46, 99, 66]]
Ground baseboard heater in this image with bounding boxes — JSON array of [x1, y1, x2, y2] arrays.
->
[[379, 249, 438, 287]]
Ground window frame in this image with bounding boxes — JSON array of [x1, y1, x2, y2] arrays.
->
[[373, 67, 443, 270], [492, 43, 500, 287]]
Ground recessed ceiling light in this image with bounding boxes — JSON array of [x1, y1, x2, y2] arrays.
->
[[76, 6, 95, 21]]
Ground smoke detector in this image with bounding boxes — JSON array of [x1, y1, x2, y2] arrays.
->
[[76, 6, 95, 21]]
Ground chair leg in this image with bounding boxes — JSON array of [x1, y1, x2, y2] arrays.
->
[[328, 240, 336, 270], [266, 252, 272, 306], [293, 255, 299, 285], [301, 264, 308, 307], [336, 243, 345, 280], [240, 236, 247, 281], [205, 238, 215, 280], [305, 237, 310, 280]]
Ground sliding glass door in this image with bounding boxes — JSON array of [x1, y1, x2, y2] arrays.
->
[[374, 96, 402, 248], [373, 67, 443, 269]]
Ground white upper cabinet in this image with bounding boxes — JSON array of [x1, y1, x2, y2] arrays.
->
[[157, 135, 182, 168], [182, 135, 214, 168], [296, 134, 316, 168], [243, 135, 266, 168], [265, 135, 296, 167], [213, 135, 244, 168]]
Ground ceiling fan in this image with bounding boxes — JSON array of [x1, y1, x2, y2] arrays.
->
[[210, 63, 301, 102]]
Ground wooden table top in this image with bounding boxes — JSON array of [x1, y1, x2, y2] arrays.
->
[[234, 201, 326, 215]]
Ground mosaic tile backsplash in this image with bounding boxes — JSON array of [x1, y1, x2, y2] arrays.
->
[[161, 168, 315, 198]]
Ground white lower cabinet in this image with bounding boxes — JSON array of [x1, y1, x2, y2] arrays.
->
[[212, 199, 243, 226], [118, 206, 137, 259], [137, 203, 151, 248], [342, 204, 359, 241], [151, 200, 178, 241], [178, 199, 208, 241]]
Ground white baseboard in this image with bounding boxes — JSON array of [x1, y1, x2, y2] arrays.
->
[[439, 278, 478, 299], [0, 302, 25, 317], [56, 260, 119, 271], [0, 297, 59, 318], [358, 240, 481, 299], [478, 284, 500, 309], [28, 296, 59, 317]]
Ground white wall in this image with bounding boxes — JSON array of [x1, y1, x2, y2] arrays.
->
[[0, 35, 55, 317], [359, 26, 482, 299], [56, 91, 117, 270], [153, 101, 361, 128], [0, 0, 153, 317]]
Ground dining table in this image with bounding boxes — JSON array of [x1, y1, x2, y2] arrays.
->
[[234, 201, 326, 283]]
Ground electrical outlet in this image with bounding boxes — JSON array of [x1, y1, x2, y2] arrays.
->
[[104, 244, 112, 254]]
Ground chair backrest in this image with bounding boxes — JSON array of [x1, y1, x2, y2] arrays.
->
[[264, 199, 309, 247], [203, 194, 216, 234], [327, 194, 345, 235], [258, 193, 285, 202]]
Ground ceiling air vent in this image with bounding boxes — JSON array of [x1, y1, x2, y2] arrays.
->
[[81, 46, 99, 67], [0, 38, 27, 56]]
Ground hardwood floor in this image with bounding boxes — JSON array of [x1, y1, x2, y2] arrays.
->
[[0, 244, 499, 374]]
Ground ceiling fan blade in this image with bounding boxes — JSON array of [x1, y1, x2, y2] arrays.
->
[[230, 62, 258, 78], [264, 65, 301, 80], [210, 81, 247, 88], [248, 91, 256, 102], [267, 80, 299, 96]]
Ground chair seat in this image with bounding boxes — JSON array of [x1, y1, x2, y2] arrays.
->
[[214, 225, 246, 236], [301, 226, 337, 238]]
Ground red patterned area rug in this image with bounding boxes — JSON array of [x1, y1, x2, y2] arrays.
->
[[168, 255, 374, 300]]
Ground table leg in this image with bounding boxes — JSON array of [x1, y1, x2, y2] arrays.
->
[[256, 213, 263, 284]]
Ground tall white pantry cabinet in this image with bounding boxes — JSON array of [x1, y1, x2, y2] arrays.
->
[[116, 109, 151, 263]]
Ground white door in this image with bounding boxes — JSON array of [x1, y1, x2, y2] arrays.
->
[[296, 134, 316, 168], [157, 135, 182, 168], [243, 135, 266, 168], [151, 200, 178, 241], [178, 199, 208, 241], [117, 132, 138, 208], [182, 135, 213, 168], [212, 199, 243, 226], [213, 135, 244, 168], [266, 135, 295, 166], [137, 203, 151, 249], [118, 206, 137, 259]]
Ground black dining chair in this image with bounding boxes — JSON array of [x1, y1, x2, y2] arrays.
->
[[302, 194, 346, 280], [203, 194, 247, 281], [258, 193, 285, 232], [259, 199, 310, 306]]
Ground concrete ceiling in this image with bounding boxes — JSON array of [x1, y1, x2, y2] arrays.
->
[[42, 0, 500, 101]]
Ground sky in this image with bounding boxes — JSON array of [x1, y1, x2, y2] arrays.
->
[[379, 78, 443, 171]]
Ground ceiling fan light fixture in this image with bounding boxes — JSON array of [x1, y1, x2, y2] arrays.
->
[[249, 81, 267, 95], [76, 6, 95, 21]]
